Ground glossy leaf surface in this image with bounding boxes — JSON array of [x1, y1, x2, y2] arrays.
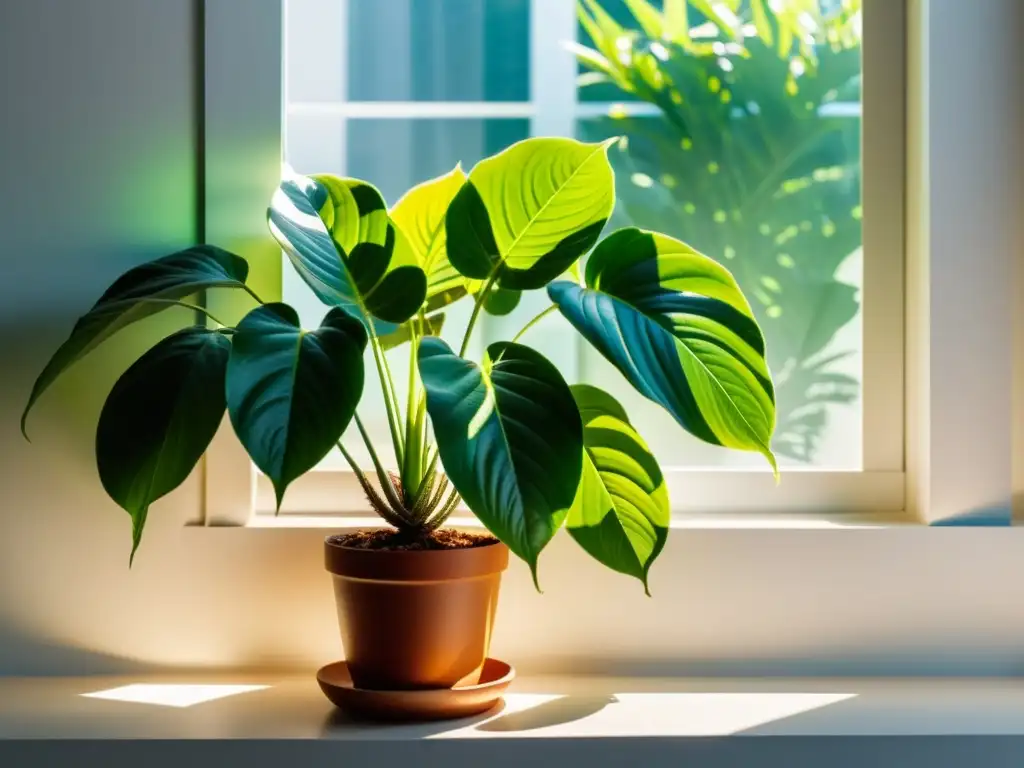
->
[[96, 327, 231, 563], [226, 303, 367, 508], [418, 337, 583, 584]]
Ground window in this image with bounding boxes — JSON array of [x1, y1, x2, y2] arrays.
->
[[207, 0, 907, 521]]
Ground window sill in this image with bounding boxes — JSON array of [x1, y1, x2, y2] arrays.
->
[[3, 674, 1024, 766]]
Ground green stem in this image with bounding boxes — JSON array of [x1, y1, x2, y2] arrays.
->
[[129, 298, 229, 327], [336, 440, 410, 529], [353, 414, 407, 516], [458, 269, 501, 357], [511, 304, 559, 345], [243, 285, 267, 305], [367, 327, 405, 469], [401, 321, 422, 500]]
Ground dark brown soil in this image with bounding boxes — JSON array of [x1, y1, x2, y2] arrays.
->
[[329, 528, 499, 551]]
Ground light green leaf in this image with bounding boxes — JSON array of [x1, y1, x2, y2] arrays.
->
[[22, 245, 249, 438], [379, 312, 445, 352], [623, 0, 665, 38], [548, 227, 777, 472], [567, 384, 669, 595], [418, 337, 583, 585], [268, 174, 427, 328], [445, 137, 615, 290], [663, 0, 691, 44], [390, 164, 467, 305], [96, 327, 231, 564], [750, 0, 774, 46], [226, 303, 367, 508]]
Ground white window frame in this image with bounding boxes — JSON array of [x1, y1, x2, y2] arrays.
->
[[199, 0, 1018, 528]]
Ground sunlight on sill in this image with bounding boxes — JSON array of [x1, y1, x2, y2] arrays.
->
[[433, 692, 859, 738], [81, 684, 269, 708]]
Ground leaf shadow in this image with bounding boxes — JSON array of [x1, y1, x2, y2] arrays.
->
[[475, 694, 618, 733]]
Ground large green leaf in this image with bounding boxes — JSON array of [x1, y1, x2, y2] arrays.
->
[[549, 227, 777, 470], [418, 337, 583, 584], [22, 245, 249, 438], [226, 303, 367, 508], [390, 164, 467, 304], [566, 384, 669, 595], [267, 173, 427, 328], [96, 327, 231, 564], [445, 137, 615, 290]]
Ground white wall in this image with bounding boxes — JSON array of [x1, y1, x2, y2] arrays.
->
[[1, 0, 1024, 680]]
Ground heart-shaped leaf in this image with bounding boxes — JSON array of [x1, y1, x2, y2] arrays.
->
[[418, 338, 583, 585], [96, 327, 232, 563], [566, 384, 669, 595], [226, 303, 367, 507], [445, 137, 615, 290], [22, 245, 249, 438], [390, 164, 467, 304], [548, 227, 777, 470], [268, 174, 427, 328]]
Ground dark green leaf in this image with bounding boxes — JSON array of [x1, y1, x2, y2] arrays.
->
[[566, 384, 669, 594], [268, 174, 427, 328], [22, 245, 248, 438], [418, 337, 583, 585], [549, 228, 777, 471], [226, 303, 367, 508], [96, 327, 232, 564]]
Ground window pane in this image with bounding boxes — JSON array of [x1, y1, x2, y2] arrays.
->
[[346, 119, 529, 205], [347, 0, 529, 102], [576, 30, 864, 469], [284, 0, 865, 473]]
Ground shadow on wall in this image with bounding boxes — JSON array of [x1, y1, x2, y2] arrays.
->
[[0, 622, 143, 677]]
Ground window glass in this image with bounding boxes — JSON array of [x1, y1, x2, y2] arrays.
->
[[284, 0, 864, 471]]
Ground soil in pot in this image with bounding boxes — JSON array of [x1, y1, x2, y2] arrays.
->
[[325, 527, 509, 691], [328, 528, 497, 551]]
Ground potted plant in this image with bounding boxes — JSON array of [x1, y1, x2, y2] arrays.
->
[[21, 137, 776, 705]]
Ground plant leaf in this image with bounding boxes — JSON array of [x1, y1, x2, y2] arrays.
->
[[22, 245, 248, 438], [418, 337, 583, 585], [379, 312, 446, 351], [548, 227, 777, 472], [96, 327, 231, 564], [226, 303, 367, 508], [268, 174, 427, 329], [390, 164, 467, 305], [566, 384, 669, 594], [445, 137, 615, 290], [623, 0, 665, 38]]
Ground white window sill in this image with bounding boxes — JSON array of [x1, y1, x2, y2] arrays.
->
[[3, 674, 1024, 766]]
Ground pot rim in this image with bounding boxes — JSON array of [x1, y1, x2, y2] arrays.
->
[[324, 532, 510, 582]]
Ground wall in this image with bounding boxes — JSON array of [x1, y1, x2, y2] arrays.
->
[[1, 0, 1024, 680], [0, 0, 202, 673]]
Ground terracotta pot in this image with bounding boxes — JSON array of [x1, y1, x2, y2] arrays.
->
[[324, 534, 509, 690]]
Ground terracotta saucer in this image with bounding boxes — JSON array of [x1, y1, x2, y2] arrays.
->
[[316, 658, 514, 722]]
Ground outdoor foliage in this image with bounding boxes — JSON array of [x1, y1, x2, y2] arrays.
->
[[23, 136, 776, 592], [575, 0, 862, 462]]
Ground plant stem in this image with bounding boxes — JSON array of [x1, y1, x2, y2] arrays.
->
[[243, 285, 267, 305], [511, 304, 559, 345], [458, 269, 501, 358], [367, 327, 405, 469], [353, 413, 406, 515], [336, 440, 409, 529], [401, 320, 421, 500], [129, 298, 230, 327]]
